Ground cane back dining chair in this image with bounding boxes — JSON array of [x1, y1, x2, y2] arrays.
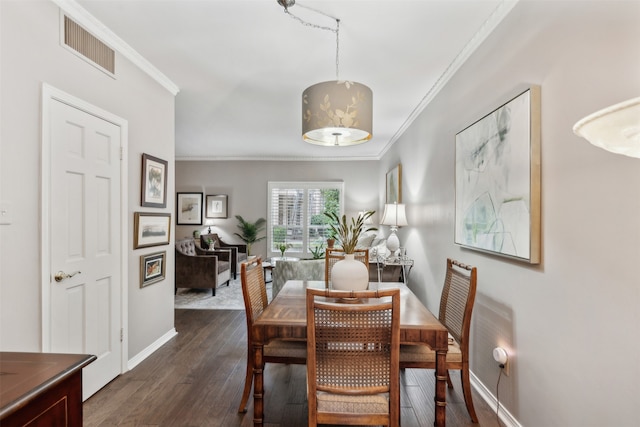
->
[[306, 287, 400, 427], [399, 258, 478, 422], [324, 248, 369, 288], [237, 257, 307, 413]]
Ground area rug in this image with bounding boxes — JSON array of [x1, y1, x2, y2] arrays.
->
[[174, 278, 272, 310]]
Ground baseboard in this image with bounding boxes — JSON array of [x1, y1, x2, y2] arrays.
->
[[127, 328, 178, 371], [470, 370, 522, 427]]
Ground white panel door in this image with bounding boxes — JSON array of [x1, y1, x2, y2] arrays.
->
[[49, 99, 122, 400]]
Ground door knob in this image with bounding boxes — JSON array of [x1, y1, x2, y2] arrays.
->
[[54, 270, 81, 282]]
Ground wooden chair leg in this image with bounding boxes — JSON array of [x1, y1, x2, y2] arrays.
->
[[446, 370, 453, 388], [460, 368, 478, 423], [237, 347, 254, 413]]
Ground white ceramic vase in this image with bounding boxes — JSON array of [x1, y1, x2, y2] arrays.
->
[[331, 254, 369, 291]]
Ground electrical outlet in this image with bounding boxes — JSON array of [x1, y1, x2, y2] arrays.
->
[[493, 347, 510, 376]]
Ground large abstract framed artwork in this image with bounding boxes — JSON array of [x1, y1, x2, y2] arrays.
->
[[454, 86, 541, 264], [141, 153, 168, 208], [177, 192, 203, 225], [386, 164, 402, 204]]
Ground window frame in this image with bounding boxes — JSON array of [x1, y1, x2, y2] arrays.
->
[[267, 181, 344, 259]]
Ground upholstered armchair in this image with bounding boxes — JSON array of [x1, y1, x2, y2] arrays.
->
[[175, 238, 231, 296], [200, 233, 248, 279]]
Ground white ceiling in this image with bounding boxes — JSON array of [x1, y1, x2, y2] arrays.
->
[[75, 0, 510, 161]]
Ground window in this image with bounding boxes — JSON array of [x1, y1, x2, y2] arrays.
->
[[267, 181, 344, 258]]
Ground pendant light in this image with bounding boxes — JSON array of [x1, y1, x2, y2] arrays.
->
[[278, 0, 373, 146]]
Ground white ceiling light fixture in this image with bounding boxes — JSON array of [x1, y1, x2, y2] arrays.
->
[[573, 97, 640, 158], [277, 0, 373, 146]]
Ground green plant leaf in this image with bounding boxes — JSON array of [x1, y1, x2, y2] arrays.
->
[[323, 210, 376, 254]]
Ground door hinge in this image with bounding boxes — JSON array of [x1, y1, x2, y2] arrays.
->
[[120, 328, 123, 342]]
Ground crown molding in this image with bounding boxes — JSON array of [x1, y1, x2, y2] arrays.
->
[[175, 155, 381, 162], [50, 0, 180, 96], [379, 0, 519, 158], [51, 0, 517, 160]]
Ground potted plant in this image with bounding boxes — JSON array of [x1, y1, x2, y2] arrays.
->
[[321, 203, 340, 248], [324, 211, 376, 254], [277, 242, 292, 258], [233, 215, 266, 256], [309, 242, 325, 259], [324, 211, 376, 290], [326, 229, 336, 249]]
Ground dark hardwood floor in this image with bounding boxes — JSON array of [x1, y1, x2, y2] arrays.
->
[[84, 309, 499, 426]]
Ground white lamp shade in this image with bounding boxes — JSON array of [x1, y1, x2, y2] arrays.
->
[[302, 80, 373, 146], [573, 97, 640, 158], [381, 203, 408, 227]]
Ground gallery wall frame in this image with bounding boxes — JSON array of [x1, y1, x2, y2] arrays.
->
[[176, 192, 203, 225], [141, 153, 168, 208], [454, 85, 541, 264], [140, 251, 166, 287], [206, 194, 228, 218], [134, 212, 171, 249], [386, 163, 402, 204]]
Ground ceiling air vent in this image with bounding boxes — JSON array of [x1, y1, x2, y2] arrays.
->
[[64, 15, 115, 75]]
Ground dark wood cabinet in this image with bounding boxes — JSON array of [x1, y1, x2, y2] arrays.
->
[[0, 352, 96, 426]]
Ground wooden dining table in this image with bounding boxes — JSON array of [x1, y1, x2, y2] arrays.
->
[[251, 280, 449, 426]]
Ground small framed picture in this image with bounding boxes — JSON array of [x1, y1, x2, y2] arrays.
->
[[386, 163, 402, 204], [134, 212, 171, 249], [177, 192, 203, 225], [140, 251, 166, 287], [141, 153, 168, 208], [206, 194, 228, 218]]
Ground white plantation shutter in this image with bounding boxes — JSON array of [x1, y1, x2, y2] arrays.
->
[[268, 182, 343, 258]]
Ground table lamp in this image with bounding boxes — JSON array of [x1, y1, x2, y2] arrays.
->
[[204, 219, 215, 234], [381, 202, 408, 257]]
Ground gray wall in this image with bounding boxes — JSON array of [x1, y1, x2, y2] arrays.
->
[[383, 1, 640, 425], [176, 2, 640, 424], [0, 1, 176, 360], [175, 160, 381, 257]]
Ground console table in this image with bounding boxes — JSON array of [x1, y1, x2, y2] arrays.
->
[[0, 352, 96, 426], [374, 256, 414, 284]]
